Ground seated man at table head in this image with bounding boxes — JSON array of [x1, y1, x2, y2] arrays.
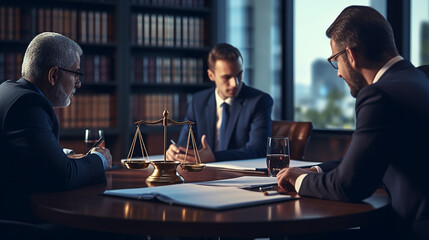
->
[[277, 6, 429, 239], [0, 32, 112, 222], [166, 43, 273, 163]]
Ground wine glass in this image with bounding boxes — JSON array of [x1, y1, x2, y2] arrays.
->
[[84, 129, 104, 153], [266, 137, 290, 177]]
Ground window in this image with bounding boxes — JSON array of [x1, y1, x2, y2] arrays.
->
[[225, 0, 282, 119], [222, 0, 387, 127], [411, 0, 429, 67], [293, 0, 386, 129]]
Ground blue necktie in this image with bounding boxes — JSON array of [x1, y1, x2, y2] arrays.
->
[[219, 102, 229, 150]]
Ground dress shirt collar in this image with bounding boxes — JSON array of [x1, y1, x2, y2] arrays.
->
[[215, 83, 243, 108], [373, 56, 403, 84]]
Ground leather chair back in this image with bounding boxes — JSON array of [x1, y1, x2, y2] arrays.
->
[[271, 121, 313, 160]]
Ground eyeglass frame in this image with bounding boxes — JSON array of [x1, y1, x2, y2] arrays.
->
[[58, 67, 84, 80], [327, 49, 347, 69]]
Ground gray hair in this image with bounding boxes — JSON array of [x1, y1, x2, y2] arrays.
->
[[22, 32, 83, 82]]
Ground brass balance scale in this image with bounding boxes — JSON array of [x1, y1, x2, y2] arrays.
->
[[124, 108, 205, 183]]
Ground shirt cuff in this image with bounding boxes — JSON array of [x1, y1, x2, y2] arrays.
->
[[63, 148, 75, 155], [295, 173, 307, 192], [312, 165, 323, 173], [92, 151, 108, 171]]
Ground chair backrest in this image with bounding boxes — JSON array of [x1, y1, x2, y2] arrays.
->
[[271, 121, 313, 160]]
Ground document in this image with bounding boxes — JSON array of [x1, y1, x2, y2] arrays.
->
[[103, 183, 295, 210], [195, 176, 278, 189], [205, 158, 321, 172]]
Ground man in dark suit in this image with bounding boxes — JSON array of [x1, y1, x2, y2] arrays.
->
[[166, 43, 273, 162], [277, 6, 429, 239], [0, 32, 112, 223]]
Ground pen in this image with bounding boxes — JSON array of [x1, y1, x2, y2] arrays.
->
[[259, 186, 275, 192], [170, 139, 178, 146], [86, 136, 104, 155], [262, 190, 279, 196]]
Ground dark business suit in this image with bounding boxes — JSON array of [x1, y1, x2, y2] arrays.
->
[[299, 60, 429, 237], [177, 83, 273, 161], [0, 78, 105, 222]]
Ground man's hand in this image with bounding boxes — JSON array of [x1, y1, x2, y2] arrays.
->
[[277, 167, 311, 193], [165, 135, 215, 163], [91, 147, 113, 170], [197, 135, 215, 163]]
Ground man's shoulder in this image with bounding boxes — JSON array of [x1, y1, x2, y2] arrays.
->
[[190, 87, 215, 103], [239, 84, 273, 103], [0, 79, 48, 112]]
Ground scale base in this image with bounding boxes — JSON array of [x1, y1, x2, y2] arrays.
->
[[146, 160, 184, 183]]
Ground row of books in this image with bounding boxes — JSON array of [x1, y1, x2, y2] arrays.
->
[[82, 54, 113, 83], [131, 14, 205, 48], [0, 6, 114, 44], [0, 52, 22, 81], [131, 0, 207, 8], [37, 8, 114, 44], [0, 7, 30, 41], [132, 56, 204, 84], [130, 93, 191, 122], [55, 94, 116, 129]]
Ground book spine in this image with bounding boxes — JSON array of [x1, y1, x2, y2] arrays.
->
[[157, 14, 163, 47], [182, 16, 188, 48], [80, 11, 87, 43], [101, 12, 108, 44], [150, 14, 157, 46], [143, 14, 150, 45], [0, 7, 6, 39], [94, 11, 101, 44], [88, 11, 94, 43], [175, 16, 181, 47]]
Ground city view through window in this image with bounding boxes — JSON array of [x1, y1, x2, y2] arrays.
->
[[225, 0, 429, 130]]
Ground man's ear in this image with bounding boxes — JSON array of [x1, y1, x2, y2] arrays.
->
[[48, 67, 59, 86], [346, 47, 359, 69], [207, 69, 215, 82]]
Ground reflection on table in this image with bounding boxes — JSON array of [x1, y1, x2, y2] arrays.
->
[[31, 165, 391, 238]]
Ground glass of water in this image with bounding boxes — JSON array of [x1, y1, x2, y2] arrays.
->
[[266, 137, 290, 177]]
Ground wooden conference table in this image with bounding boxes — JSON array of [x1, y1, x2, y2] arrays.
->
[[31, 165, 391, 238]]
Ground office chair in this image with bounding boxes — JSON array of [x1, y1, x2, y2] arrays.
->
[[271, 121, 313, 160]]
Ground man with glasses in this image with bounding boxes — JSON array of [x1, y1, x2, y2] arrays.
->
[[277, 6, 429, 239], [0, 32, 112, 224]]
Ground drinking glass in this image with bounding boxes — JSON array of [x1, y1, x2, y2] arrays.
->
[[85, 129, 104, 153], [266, 137, 290, 177]]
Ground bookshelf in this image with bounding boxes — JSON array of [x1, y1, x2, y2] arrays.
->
[[0, 0, 214, 161]]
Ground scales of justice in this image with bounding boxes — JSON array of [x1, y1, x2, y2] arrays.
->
[[124, 108, 205, 183]]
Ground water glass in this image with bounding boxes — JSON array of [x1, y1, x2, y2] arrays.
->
[[266, 137, 290, 177]]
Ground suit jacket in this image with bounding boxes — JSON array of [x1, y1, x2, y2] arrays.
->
[[300, 60, 429, 234], [0, 78, 106, 222], [177, 83, 273, 161]]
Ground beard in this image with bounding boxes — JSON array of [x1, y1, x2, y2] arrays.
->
[[344, 58, 367, 98], [51, 82, 72, 107]]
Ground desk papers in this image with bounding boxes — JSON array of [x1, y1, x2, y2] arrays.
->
[[195, 176, 277, 189], [103, 177, 295, 210], [205, 158, 321, 172]]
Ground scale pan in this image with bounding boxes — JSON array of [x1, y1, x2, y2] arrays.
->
[[123, 160, 150, 169], [180, 163, 206, 172]]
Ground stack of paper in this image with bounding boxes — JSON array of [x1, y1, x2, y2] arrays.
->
[[103, 176, 295, 210]]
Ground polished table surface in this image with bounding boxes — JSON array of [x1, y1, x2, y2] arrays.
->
[[31, 165, 391, 238]]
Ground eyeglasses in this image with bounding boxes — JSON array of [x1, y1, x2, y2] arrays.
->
[[58, 67, 84, 81], [327, 49, 346, 69]]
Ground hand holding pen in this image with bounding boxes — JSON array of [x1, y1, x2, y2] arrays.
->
[[86, 136, 105, 155]]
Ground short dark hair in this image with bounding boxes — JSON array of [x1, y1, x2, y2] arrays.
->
[[326, 5, 398, 62], [208, 43, 243, 70]]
